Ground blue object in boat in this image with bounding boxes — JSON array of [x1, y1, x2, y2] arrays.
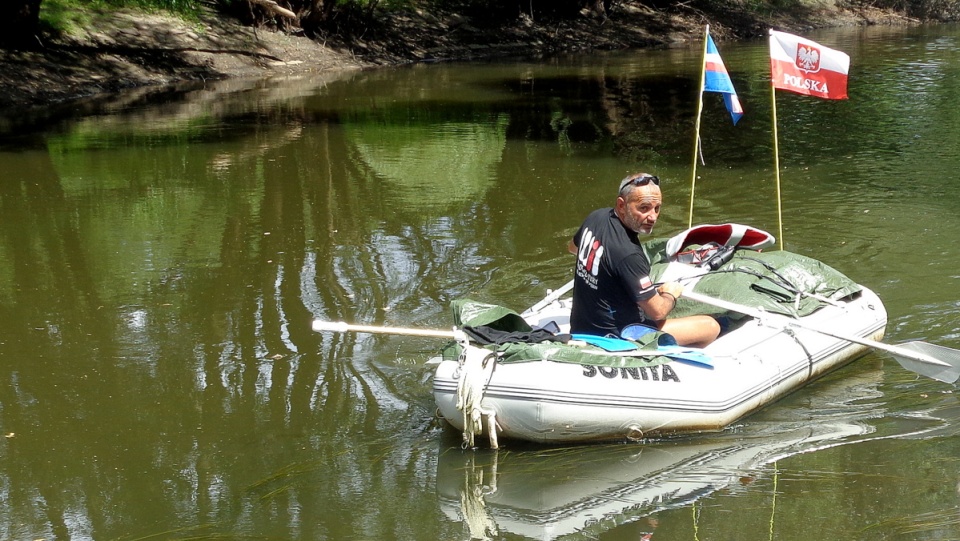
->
[[570, 334, 639, 352], [657, 346, 714, 368], [620, 323, 660, 342], [620, 324, 713, 368], [571, 332, 714, 368]]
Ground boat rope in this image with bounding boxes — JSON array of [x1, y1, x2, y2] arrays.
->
[[778, 323, 816, 377], [455, 340, 501, 449], [750, 306, 817, 377]]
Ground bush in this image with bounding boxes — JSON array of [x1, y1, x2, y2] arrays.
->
[[841, 0, 960, 20], [435, 0, 609, 23]]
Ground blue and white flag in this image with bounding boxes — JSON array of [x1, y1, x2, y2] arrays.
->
[[703, 34, 744, 125]]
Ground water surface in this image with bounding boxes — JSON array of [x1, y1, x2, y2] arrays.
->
[[2, 23, 960, 541]]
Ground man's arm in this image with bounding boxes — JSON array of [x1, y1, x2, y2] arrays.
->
[[636, 282, 683, 321], [567, 238, 578, 255]]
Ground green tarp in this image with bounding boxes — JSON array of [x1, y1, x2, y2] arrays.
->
[[645, 238, 861, 320], [444, 243, 862, 366]]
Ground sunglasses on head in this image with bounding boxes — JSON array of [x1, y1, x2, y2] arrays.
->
[[618, 174, 660, 194]]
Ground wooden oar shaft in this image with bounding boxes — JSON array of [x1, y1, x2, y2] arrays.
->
[[683, 290, 950, 368], [312, 320, 461, 340]]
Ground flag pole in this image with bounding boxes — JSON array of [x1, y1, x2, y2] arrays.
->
[[769, 42, 784, 250], [688, 24, 710, 229]]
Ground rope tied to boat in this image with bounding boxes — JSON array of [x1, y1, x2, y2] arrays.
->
[[781, 324, 816, 376], [455, 338, 501, 449], [753, 307, 817, 375]]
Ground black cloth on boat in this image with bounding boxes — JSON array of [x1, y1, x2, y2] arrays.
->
[[447, 298, 672, 367], [462, 325, 571, 346]]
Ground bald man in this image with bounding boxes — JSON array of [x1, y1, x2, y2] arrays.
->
[[568, 172, 720, 348]]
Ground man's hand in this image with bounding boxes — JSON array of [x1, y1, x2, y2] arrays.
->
[[657, 281, 683, 300]]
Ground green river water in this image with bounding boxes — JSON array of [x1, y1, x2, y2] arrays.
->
[[2, 23, 960, 541]]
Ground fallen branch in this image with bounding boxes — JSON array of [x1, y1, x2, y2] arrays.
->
[[249, 0, 298, 20]]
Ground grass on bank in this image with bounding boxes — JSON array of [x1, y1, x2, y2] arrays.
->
[[40, 0, 204, 36]]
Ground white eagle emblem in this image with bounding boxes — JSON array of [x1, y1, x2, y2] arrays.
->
[[795, 44, 821, 72]]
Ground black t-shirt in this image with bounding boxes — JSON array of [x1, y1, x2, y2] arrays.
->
[[570, 208, 658, 336]]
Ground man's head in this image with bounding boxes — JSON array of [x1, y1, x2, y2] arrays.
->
[[615, 172, 662, 235]]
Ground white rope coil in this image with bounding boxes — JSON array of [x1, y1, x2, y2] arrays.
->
[[455, 342, 501, 449]]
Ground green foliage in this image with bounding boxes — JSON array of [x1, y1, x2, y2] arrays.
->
[[39, 0, 96, 34], [101, 0, 204, 17], [41, 0, 203, 32], [840, 0, 960, 19], [433, 0, 598, 21]]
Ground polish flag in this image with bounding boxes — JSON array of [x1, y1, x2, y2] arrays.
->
[[769, 30, 850, 100]]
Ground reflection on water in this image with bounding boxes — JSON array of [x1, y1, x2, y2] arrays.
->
[[347, 116, 509, 212], [2, 23, 960, 541], [439, 365, 955, 540]]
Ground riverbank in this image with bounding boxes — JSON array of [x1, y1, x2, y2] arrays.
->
[[0, 1, 918, 112]]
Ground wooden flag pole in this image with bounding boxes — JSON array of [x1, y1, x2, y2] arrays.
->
[[688, 25, 710, 229], [770, 51, 784, 250]]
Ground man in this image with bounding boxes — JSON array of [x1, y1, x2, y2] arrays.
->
[[567, 172, 720, 348]]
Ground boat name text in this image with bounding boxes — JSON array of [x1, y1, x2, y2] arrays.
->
[[582, 364, 679, 382]]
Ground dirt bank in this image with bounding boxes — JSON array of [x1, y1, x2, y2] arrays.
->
[[0, 2, 916, 112]]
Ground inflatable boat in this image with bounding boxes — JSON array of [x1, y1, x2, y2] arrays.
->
[[431, 225, 889, 447]]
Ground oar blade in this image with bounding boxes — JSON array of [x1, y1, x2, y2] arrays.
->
[[892, 341, 960, 383]]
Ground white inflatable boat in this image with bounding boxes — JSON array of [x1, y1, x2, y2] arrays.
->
[[431, 231, 890, 447], [433, 284, 885, 445]]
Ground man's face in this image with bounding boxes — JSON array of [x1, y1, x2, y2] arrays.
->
[[616, 184, 662, 235]]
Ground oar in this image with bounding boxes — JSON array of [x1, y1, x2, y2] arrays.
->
[[522, 279, 574, 316], [312, 320, 467, 341], [684, 290, 960, 383]]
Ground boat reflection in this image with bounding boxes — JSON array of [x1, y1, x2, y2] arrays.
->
[[436, 365, 939, 540], [438, 429, 860, 540]]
